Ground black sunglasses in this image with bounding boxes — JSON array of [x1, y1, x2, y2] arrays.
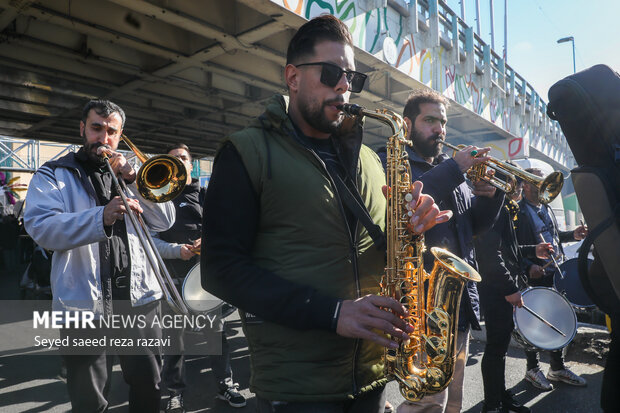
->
[[295, 62, 367, 93]]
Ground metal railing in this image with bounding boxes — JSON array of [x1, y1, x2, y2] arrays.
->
[[0, 136, 213, 179], [408, 0, 572, 167]]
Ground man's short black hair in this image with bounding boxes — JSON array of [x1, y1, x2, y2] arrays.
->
[[286, 14, 354, 65], [403, 89, 450, 122], [166, 143, 192, 161], [81, 99, 126, 129]]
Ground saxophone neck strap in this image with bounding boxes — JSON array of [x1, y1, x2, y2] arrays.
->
[[327, 166, 386, 251]]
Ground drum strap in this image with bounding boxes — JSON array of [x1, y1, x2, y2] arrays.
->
[[518, 272, 530, 289]]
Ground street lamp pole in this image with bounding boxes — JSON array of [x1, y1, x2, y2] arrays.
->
[[557, 36, 576, 74]]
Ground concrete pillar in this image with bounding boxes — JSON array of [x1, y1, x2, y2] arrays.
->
[[428, 0, 440, 47], [508, 70, 515, 107], [483, 45, 491, 90], [407, 0, 419, 34], [464, 27, 475, 74], [451, 14, 460, 64]]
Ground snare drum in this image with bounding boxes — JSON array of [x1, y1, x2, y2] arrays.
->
[[512, 287, 577, 351], [554, 257, 595, 308]]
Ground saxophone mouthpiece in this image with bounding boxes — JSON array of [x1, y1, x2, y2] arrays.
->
[[338, 103, 363, 116]]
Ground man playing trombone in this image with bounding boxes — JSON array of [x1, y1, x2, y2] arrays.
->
[[24, 99, 175, 412]]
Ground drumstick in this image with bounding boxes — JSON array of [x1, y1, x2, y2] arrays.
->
[[538, 234, 565, 279], [541, 261, 555, 270], [521, 304, 567, 337]]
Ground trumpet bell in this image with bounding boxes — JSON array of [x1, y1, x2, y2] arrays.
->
[[539, 171, 564, 204], [137, 155, 187, 203]]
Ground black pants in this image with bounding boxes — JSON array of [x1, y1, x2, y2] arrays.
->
[[162, 324, 233, 395], [161, 284, 234, 396], [256, 385, 386, 413], [525, 275, 565, 371], [61, 301, 162, 413], [525, 348, 564, 371], [479, 285, 514, 408]]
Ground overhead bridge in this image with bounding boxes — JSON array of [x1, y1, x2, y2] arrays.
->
[[0, 0, 573, 173]]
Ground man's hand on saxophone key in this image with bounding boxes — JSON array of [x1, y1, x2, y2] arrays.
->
[[382, 180, 453, 234], [336, 295, 414, 349], [336, 181, 454, 349]]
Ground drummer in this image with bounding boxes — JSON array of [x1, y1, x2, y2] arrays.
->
[[152, 143, 246, 412], [474, 171, 553, 413], [515, 167, 588, 391]]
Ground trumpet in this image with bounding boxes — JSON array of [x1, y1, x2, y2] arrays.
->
[[101, 135, 189, 314], [439, 140, 564, 204]]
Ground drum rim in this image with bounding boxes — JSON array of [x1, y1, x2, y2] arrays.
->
[[553, 257, 596, 308], [182, 263, 224, 314], [512, 286, 578, 351]]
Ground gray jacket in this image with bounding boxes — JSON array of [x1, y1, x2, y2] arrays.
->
[[24, 152, 175, 316]]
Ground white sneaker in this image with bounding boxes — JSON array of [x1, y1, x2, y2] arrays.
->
[[547, 368, 587, 386], [525, 367, 553, 391]]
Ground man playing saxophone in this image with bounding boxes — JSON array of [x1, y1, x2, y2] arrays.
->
[[202, 15, 452, 413], [377, 90, 505, 413]]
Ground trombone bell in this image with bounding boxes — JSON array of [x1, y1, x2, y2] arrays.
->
[[119, 134, 187, 203], [137, 155, 187, 203]]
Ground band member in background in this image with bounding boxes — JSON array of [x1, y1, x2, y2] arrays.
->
[[24, 99, 175, 412], [516, 167, 588, 391], [380, 89, 505, 413], [475, 177, 553, 413], [201, 15, 451, 413], [152, 143, 246, 412]]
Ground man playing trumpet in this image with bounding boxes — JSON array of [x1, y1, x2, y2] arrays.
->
[[379, 89, 505, 413]]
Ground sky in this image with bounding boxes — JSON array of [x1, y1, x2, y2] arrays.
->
[[442, 0, 620, 101]]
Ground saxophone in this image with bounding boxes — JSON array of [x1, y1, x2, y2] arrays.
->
[[339, 104, 482, 401]]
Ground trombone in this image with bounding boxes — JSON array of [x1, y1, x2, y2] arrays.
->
[[439, 140, 564, 204], [101, 134, 189, 314]]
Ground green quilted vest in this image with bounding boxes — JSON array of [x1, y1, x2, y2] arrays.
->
[[224, 95, 388, 401]]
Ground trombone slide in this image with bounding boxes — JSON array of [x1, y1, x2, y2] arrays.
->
[[102, 154, 189, 315]]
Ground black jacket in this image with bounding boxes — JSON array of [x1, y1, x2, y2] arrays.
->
[[515, 198, 576, 286], [159, 178, 205, 278], [475, 202, 536, 297]]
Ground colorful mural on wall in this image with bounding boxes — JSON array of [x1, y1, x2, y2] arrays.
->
[[272, 0, 552, 161]]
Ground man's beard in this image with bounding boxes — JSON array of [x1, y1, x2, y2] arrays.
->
[[299, 97, 344, 135], [82, 133, 106, 166], [411, 127, 442, 158]]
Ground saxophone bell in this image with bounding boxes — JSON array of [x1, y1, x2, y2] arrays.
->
[[346, 103, 481, 402]]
